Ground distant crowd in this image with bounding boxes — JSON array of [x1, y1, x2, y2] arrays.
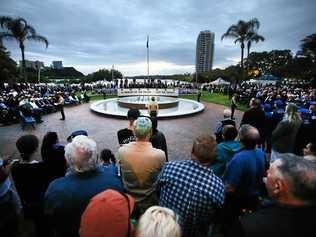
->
[[0, 80, 197, 126], [0, 83, 89, 125], [1, 95, 316, 237]]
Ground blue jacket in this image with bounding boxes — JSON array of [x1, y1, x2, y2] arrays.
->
[[212, 141, 240, 178], [45, 165, 123, 237]]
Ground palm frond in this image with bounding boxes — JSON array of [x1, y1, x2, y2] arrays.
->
[[234, 38, 244, 44], [26, 34, 49, 48], [24, 25, 36, 35], [0, 32, 15, 41], [248, 18, 260, 31], [253, 35, 265, 43], [0, 16, 14, 28]]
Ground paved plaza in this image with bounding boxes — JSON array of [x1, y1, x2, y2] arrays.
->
[[0, 101, 242, 161]]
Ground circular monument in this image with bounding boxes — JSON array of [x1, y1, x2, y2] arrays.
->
[[117, 96, 179, 109], [90, 96, 204, 118]]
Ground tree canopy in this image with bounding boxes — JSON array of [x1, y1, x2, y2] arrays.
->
[[83, 68, 123, 82], [0, 47, 19, 88], [0, 16, 48, 81]]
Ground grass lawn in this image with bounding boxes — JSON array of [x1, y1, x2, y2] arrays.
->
[[85, 91, 248, 111], [181, 92, 248, 112]]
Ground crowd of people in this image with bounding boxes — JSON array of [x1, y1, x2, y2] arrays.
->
[[0, 83, 90, 125], [0, 79, 198, 126], [1, 106, 315, 237], [0, 79, 316, 237]]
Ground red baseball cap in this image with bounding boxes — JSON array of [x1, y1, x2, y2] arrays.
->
[[80, 189, 135, 237]]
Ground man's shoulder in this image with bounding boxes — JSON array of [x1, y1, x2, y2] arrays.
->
[[234, 148, 263, 157], [117, 128, 131, 134], [162, 160, 214, 177], [46, 175, 70, 197], [151, 146, 166, 156], [239, 204, 315, 236]]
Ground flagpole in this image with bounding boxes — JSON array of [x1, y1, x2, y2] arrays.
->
[[112, 64, 114, 81], [147, 35, 149, 80]]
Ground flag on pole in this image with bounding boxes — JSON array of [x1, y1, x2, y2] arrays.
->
[[146, 35, 149, 48]]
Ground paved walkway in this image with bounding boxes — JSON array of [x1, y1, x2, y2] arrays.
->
[[0, 102, 243, 161]]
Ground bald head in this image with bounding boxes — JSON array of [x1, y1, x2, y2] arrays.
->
[[239, 124, 260, 149]]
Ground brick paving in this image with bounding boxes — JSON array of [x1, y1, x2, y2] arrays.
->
[[0, 102, 243, 161]]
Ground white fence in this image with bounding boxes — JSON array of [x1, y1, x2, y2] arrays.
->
[[117, 88, 179, 97]]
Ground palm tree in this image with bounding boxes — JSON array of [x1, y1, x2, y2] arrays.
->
[[246, 18, 265, 60], [0, 16, 48, 81], [300, 34, 316, 60], [221, 18, 264, 87]]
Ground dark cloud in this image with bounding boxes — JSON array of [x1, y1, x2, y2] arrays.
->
[[1, 0, 316, 75]]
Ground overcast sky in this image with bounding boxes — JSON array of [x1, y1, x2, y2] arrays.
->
[[1, 0, 316, 76]]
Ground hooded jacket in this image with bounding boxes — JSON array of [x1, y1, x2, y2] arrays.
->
[[212, 141, 240, 178]]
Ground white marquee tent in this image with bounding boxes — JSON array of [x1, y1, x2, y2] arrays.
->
[[209, 77, 230, 85]]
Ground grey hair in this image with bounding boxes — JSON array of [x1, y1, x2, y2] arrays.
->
[[276, 153, 316, 205], [239, 124, 260, 149], [65, 135, 99, 173], [223, 109, 232, 118]]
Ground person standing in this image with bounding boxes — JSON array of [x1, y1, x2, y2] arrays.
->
[[147, 97, 159, 117], [157, 135, 224, 236], [45, 135, 123, 237], [228, 154, 316, 237], [117, 117, 166, 217], [271, 103, 302, 162], [197, 90, 202, 102], [117, 109, 140, 146], [55, 92, 65, 120], [231, 94, 239, 119], [240, 98, 266, 146]]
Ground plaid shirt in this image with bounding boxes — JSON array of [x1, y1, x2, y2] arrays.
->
[[158, 160, 224, 236]]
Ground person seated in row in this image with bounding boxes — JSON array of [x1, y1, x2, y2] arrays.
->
[[158, 135, 224, 237], [19, 97, 43, 123], [228, 153, 316, 237], [44, 135, 123, 237], [212, 125, 240, 178], [118, 117, 166, 218]]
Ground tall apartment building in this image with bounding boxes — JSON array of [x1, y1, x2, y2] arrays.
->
[[195, 30, 215, 74], [52, 61, 63, 69]]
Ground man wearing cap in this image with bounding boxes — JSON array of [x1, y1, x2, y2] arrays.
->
[[44, 136, 123, 237], [80, 189, 135, 237], [117, 109, 140, 146], [67, 130, 88, 143], [117, 117, 166, 217]]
